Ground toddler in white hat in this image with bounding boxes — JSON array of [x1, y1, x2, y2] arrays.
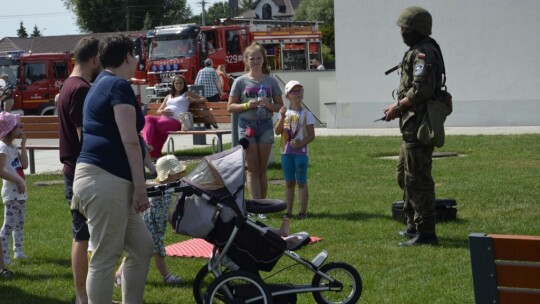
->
[[116, 155, 186, 285]]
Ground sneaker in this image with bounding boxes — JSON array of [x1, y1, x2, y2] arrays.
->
[[399, 233, 438, 247], [163, 273, 182, 285], [0, 268, 13, 278], [257, 214, 267, 220], [285, 232, 311, 251], [14, 252, 28, 259]]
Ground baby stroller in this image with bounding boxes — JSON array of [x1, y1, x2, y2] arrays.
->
[[163, 145, 362, 303]]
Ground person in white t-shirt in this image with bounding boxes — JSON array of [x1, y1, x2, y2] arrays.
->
[[142, 75, 207, 159], [314, 58, 325, 70], [274, 80, 315, 220], [0, 112, 29, 265]]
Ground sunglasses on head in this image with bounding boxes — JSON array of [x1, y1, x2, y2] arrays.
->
[[289, 88, 304, 95]]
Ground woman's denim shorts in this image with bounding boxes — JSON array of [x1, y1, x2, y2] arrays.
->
[[238, 117, 274, 145]]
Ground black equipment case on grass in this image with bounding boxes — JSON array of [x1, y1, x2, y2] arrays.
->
[[391, 199, 457, 223]]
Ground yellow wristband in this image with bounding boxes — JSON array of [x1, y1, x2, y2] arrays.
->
[[244, 102, 249, 110]]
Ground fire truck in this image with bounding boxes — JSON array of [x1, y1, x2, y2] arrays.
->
[[0, 51, 73, 115], [144, 19, 323, 101]]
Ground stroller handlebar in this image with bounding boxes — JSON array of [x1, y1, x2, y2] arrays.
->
[[146, 181, 208, 199]]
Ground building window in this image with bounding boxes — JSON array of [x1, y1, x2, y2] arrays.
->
[[262, 3, 272, 19]]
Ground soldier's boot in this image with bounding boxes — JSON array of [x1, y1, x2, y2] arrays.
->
[[398, 228, 417, 239], [399, 232, 438, 247]]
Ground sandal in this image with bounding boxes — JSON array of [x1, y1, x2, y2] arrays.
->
[[297, 213, 307, 220], [163, 273, 182, 285], [282, 213, 292, 219], [1, 268, 13, 278]]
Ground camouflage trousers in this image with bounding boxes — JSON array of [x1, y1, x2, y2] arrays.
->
[[396, 141, 436, 234]]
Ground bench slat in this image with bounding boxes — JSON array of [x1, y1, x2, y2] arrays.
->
[[499, 290, 540, 303], [23, 132, 60, 139], [496, 263, 540, 289], [490, 234, 540, 262], [20, 115, 59, 124], [23, 124, 59, 132]]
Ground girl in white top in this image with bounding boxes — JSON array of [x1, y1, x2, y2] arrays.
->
[[275, 81, 315, 220], [142, 75, 207, 159], [0, 112, 29, 265]]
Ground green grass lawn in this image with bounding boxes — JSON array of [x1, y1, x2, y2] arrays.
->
[[1, 134, 539, 303]]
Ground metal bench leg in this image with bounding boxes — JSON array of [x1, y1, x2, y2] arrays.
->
[[29, 149, 36, 174], [216, 134, 223, 152], [211, 136, 222, 154], [167, 137, 175, 155]]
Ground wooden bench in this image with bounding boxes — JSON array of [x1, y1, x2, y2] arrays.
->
[[469, 233, 540, 304], [20, 115, 60, 174], [144, 102, 232, 153]]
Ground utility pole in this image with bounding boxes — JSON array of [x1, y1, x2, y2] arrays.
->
[[126, 5, 130, 31], [201, 0, 207, 26], [229, 0, 238, 18]]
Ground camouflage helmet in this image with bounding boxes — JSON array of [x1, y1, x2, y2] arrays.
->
[[396, 6, 432, 36]]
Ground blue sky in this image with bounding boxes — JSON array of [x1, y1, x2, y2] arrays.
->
[[0, 0, 204, 38]]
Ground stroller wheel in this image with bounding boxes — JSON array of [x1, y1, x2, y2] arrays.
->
[[193, 264, 215, 304], [204, 270, 273, 304], [311, 262, 362, 304], [193, 263, 232, 304]]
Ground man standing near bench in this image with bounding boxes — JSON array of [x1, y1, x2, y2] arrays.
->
[[195, 58, 221, 129], [57, 36, 101, 304]]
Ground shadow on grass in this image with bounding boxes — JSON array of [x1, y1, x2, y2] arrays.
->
[[39, 257, 71, 268], [11, 268, 74, 281], [0, 286, 71, 304], [309, 211, 391, 221], [436, 236, 470, 249]]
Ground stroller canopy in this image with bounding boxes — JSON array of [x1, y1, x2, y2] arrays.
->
[[186, 145, 246, 213]]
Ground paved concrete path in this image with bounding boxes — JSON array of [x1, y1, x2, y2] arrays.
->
[[24, 126, 540, 175]]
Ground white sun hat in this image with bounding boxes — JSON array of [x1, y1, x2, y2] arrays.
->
[[155, 155, 186, 182]]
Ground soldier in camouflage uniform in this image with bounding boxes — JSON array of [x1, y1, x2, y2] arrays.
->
[[384, 6, 446, 246]]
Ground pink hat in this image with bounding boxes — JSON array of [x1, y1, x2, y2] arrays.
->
[[0, 112, 20, 138]]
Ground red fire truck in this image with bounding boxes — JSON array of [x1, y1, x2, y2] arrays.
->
[[143, 19, 323, 101], [0, 51, 73, 115]]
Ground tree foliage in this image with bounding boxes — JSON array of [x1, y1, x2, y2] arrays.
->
[[239, 0, 255, 11], [31, 25, 42, 37], [62, 0, 192, 33], [294, 0, 334, 26], [294, 0, 335, 56], [17, 21, 28, 38], [205, 2, 230, 25]]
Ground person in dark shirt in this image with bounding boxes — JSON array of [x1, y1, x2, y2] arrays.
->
[[57, 36, 101, 304]]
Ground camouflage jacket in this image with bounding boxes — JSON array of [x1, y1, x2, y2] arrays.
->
[[398, 37, 445, 135]]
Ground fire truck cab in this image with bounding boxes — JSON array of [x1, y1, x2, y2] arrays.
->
[[145, 23, 250, 100], [0, 51, 73, 115], [144, 19, 322, 101]]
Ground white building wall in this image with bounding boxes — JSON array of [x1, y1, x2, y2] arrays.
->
[[333, 0, 540, 128]]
